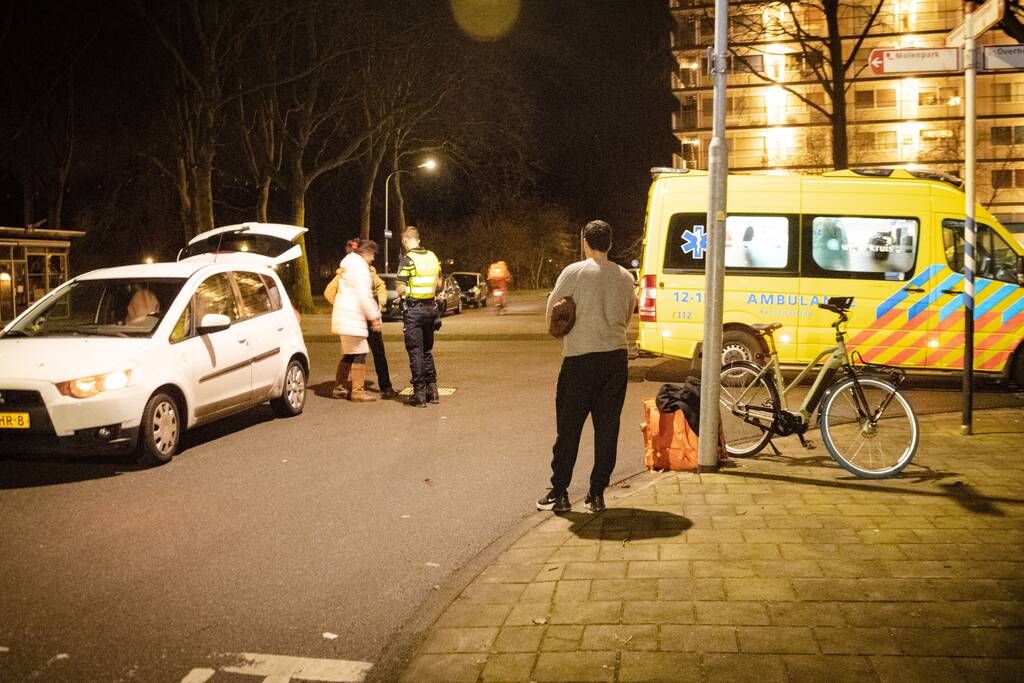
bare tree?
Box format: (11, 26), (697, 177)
(724, 0), (887, 170)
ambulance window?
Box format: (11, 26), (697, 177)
(807, 215), (918, 279)
(942, 220), (1019, 284)
(664, 212), (795, 274)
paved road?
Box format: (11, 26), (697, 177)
(1, 300), (1021, 682)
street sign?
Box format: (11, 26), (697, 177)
(983, 44), (1024, 70)
(868, 47), (961, 75)
(946, 0), (1005, 47)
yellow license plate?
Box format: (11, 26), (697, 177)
(0, 412), (30, 429)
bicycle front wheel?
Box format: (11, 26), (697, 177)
(719, 360), (779, 457)
(819, 376), (918, 478)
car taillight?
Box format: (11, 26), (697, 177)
(293, 307), (302, 324)
(639, 274), (657, 322)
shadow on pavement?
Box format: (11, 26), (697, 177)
(719, 467), (1022, 515)
(558, 508), (693, 541)
(0, 454), (141, 489)
(310, 380), (337, 399)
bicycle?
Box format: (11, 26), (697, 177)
(719, 296), (919, 479)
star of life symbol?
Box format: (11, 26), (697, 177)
(681, 225), (707, 259)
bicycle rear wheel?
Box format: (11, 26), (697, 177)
(819, 376), (918, 478)
(719, 360), (778, 457)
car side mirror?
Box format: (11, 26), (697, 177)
(197, 313), (231, 335)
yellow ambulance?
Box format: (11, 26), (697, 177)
(637, 168), (1024, 385)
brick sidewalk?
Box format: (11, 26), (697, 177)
(400, 408), (1024, 682)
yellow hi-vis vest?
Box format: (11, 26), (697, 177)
(402, 249), (441, 299)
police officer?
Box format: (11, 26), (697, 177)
(395, 226), (442, 407)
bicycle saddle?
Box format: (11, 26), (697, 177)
(819, 296), (853, 313)
(752, 322), (782, 334)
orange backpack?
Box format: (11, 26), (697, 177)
(641, 398), (726, 471)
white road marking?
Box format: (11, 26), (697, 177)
(221, 653), (373, 683)
(180, 668), (216, 683)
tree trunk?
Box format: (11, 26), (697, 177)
(825, 2), (848, 171)
(194, 151), (216, 237)
(288, 184), (315, 313)
(359, 149), (384, 240)
(257, 176), (271, 222)
(394, 173), (408, 230)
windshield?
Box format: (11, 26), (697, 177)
(453, 274), (477, 290)
(3, 278), (187, 338)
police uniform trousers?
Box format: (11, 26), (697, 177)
(402, 300), (438, 390)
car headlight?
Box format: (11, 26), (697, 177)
(56, 369), (132, 399)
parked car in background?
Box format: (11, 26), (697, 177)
(379, 274), (402, 321)
(453, 272), (488, 308)
(436, 275), (462, 316)
(0, 223), (310, 466)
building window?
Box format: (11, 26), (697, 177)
(920, 129), (954, 147)
(855, 88), (896, 109)
(994, 82), (1024, 103)
(992, 169), (1024, 189)
(855, 130), (898, 152)
(733, 54), (765, 74)
(992, 126), (1024, 146)
(918, 86), (959, 106)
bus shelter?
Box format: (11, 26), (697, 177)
(0, 226), (85, 322)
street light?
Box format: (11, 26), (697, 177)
(384, 158), (437, 273)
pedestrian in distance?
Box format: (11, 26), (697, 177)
(537, 220), (637, 513)
(330, 239), (383, 402)
(395, 226), (442, 407)
(487, 260), (512, 314)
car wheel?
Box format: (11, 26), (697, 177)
(480, 296), (487, 307)
(455, 300), (462, 314)
(721, 329), (764, 366)
(271, 359), (307, 417)
(137, 392), (181, 466)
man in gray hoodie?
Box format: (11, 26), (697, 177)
(538, 220), (637, 513)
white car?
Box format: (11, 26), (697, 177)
(0, 223), (310, 466)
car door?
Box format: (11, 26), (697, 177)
(230, 269), (281, 401)
(182, 272), (252, 422)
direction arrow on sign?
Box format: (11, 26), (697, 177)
(946, 0), (1006, 47)
(983, 44), (1024, 70)
(868, 47), (962, 75)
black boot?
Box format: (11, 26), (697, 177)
(407, 387), (428, 407)
(426, 383), (439, 404)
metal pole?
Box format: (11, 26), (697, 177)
(384, 171), (392, 274)
(698, 0), (729, 470)
(962, 2), (976, 436)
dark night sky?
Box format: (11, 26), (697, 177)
(0, 1), (677, 270)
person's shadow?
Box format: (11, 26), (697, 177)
(559, 508), (692, 541)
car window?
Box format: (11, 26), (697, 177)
(664, 212), (796, 274)
(260, 273), (283, 311)
(169, 303), (193, 343)
(943, 219), (1020, 284)
(194, 273), (238, 322)
(233, 270), (272, 318)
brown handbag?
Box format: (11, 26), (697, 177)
(548, 296), (576, 338)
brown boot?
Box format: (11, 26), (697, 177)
(348, 363), (377, 402)
(332, 359), (352, 399)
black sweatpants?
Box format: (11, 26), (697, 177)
(549, 349), (628, 496)
(367, 322), (392, 391)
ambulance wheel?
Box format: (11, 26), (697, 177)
(722, 329), (763, 366)
(1012, 348), (1024, 389)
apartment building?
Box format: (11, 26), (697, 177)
(670, 0), (1024, 225)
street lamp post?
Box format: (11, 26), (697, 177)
(384, 158), (437, 273)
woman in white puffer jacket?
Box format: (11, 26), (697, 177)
(330, 239), (382, 401)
